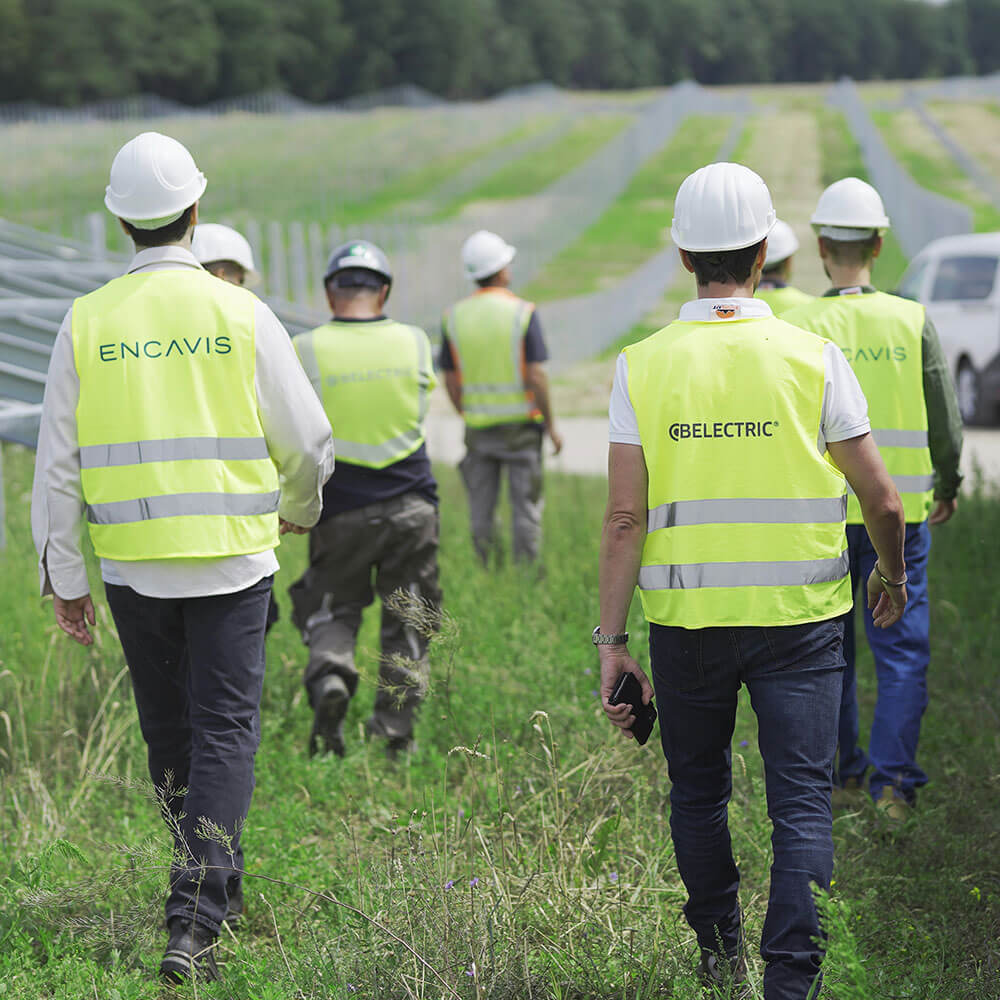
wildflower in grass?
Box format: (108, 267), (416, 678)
(739, 739), (749, 747)
(609, 872), (619, 882)
(444, 879), (454, 890)
(457, 808), (465, 819)
(470, 876), (479, 887)
(591, 689), (599, 697)
(584, 667), (592, 675)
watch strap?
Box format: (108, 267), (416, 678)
(592, 625), (629, 646)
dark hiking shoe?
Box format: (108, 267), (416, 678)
(699, 949), (748, 992)
(160, 918), (220, 983)
(310, 674), (349, 757)
(224, 880), (244, 926)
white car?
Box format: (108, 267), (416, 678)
(896, 232), (1000, 425)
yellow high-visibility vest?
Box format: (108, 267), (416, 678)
(443, 289), (542, 428)
(625, 315), (851, 629)
(294, 318), (435, 469)
(73, 269), (279, 561)
(783, 290), (933, 523)
(756, 285), (814, 315)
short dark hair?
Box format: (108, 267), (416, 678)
(821, 235), (879, 268)
(123, 205), (196, 248)
(687, 240), (765, 286)
(475, 270), (504, 288)
(327, 268), (386, 291)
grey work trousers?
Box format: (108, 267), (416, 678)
(288, 492), (441, 742)
(459, 423), (544, 564)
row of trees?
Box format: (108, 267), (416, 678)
(2, 0), (1000, 107)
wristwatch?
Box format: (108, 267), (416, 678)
(592, 625), (628, 646)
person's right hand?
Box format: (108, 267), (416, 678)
(279, 518), (309, 535)
(599, 645), (654, 740)
(866, 569), (907, 629)
(547, 425), (563, 456)
(54, 594), (96, 646)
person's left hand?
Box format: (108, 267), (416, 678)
(928, 498), (957, 525)
(279, 518), (310, 535)
(599, 645), (654, 739)
(54, 594), (96, 646)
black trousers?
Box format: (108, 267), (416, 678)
(106, 575), (272, 934)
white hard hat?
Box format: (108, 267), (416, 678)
(811, 177), (890, 241)
(105, 131), (207, 229)
(671, 162), (776, 253)
(462, 230), (516, 281)
(764, 220), (799, 266)
(191, 223), (261, 288)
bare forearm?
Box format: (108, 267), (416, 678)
(444, 371), (462, 413)
(526, 365), (555, 428)
(860, 492), (906, 579)
(599, 512), (645, 633)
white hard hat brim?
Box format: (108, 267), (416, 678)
(106, 174), (206, 229)
(814, 224), (884, 241)
(672, 218), (776, 254)
(468, 242), (516, 281)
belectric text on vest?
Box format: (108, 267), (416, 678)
(668, 420), (776, 441)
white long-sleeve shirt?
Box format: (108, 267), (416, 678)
(31, 245), (335, 600)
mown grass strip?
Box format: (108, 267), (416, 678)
(872, 109), (1000, 233)
(818, 108), (909, 290)
(436, 113), (631, 215)
(334, 115), (564, 224)
(523, 115), (731, 303)
(0, 441), (998, 999)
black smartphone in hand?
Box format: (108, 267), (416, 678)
(609, 671), (657, 746)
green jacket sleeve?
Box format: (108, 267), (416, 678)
(922, 314), (963, 500)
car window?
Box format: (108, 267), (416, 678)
(930, 255), (998, 302)
(897, 257), (930, 301)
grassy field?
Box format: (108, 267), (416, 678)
(523, 115), (730, 302)
(872, 109), (1000, 233)
(0, 103), (579, 235)
(436, 114), (631, 217)
(1, 444), (999, 999)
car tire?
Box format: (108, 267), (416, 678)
(956, 358), (987, 426)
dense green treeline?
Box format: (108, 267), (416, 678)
(1, 0), (998, 106)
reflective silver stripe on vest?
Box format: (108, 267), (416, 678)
(871, 429), (929, 448)
(87, 490), (280, 525)
(848, 473), (934, 497)
(647, 496), (847, 532)
(638, 550), (850, 591)
(464, 382), (525, 394)
(333, 429), (423, 464)
(80, 436), (268, 469)
(464, 402), (538, 417)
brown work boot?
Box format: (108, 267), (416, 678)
(832, 776), (866, 810)
(875, 785), (911, 822)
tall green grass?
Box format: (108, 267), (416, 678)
(1, 442), (998, 998)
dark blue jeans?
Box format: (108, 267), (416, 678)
(650, 618), (844, 1000)
(837, 521), (931, 803)
(106, 576), (272, 935)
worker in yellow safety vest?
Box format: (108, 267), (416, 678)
(30, 132), (334, 984)
(597, 162), (906, 998)
(441, 229), (562, 565)
(289, 240), (442, 759)
(755, 219), (813, 313)
(782, 177), (963, 820)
